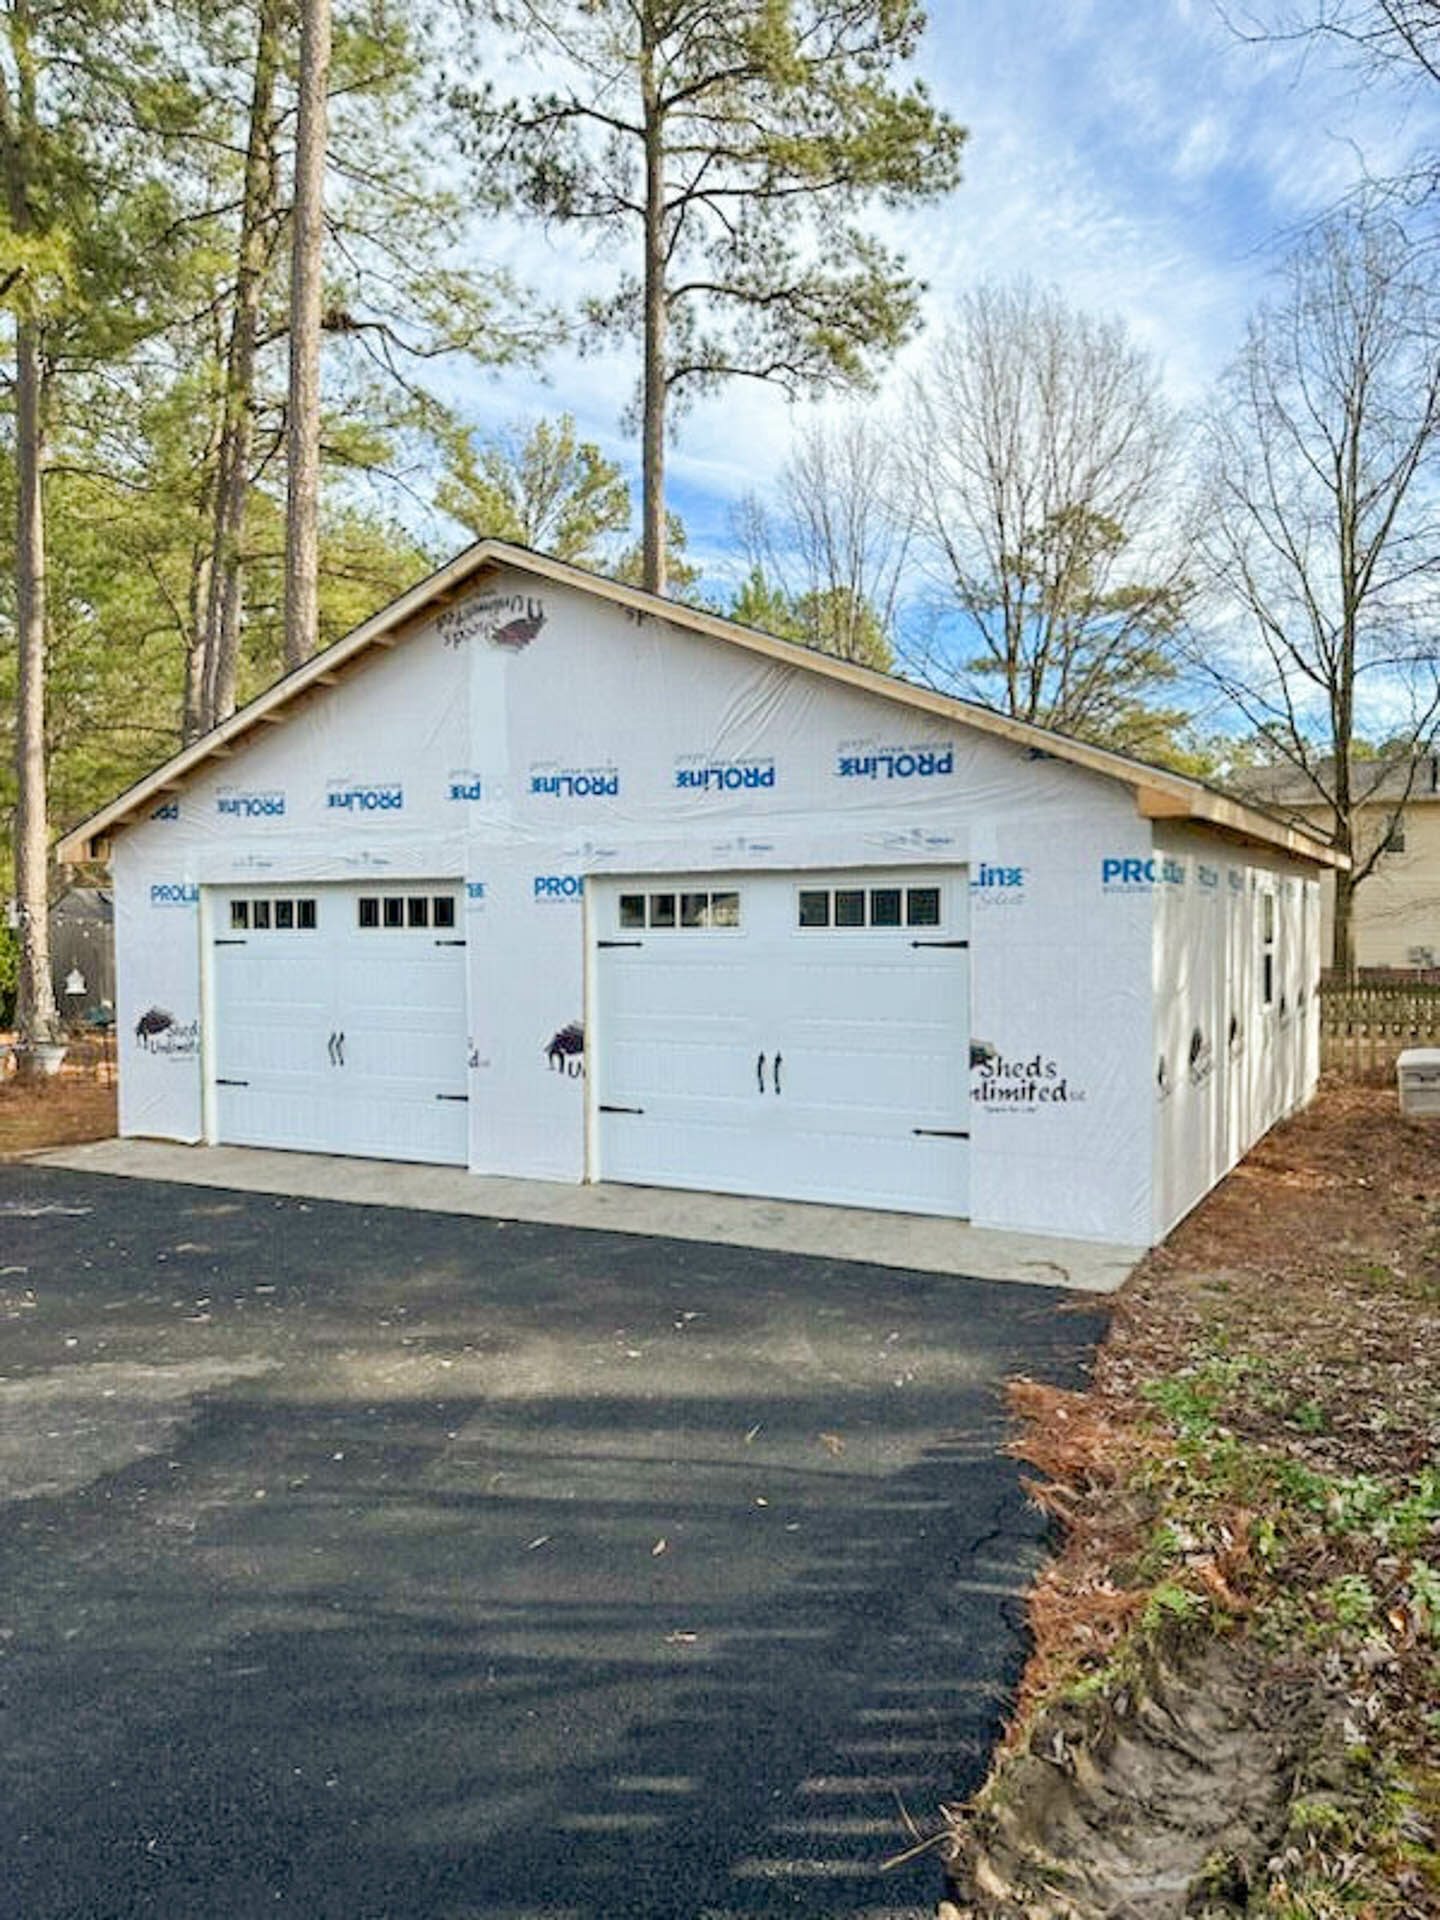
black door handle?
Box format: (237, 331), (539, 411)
(773, 1051), (782, 1095)
(327, 1031), (337, 1065)
(335, 1031), (345, 1067)
(756, 1051), (766, 1093)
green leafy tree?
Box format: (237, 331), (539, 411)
(730, 565), (893, 670)
(456, 0), (964, 594)
(612, 509), (703, 599)
(438, 415), (632, 565)
(0, 0), (208, 1062)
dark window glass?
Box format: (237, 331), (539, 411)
(230, 901), (249, 931)
(383, 897), (404, 928)
(835, 888), (866, 928)
(274, 899), (295, 929)
(681, 891), (709, 929)
(1263, 953), (1274, 1007)
(358, 897), (379, 929)
(297, 898), (317, 930)
(869, 887), (902, 927)
(619, 893), (645, 929)
(252, 899), (271, 929)
(649, 892), (676, 929)
(906, 886), (941, 927)
(407, 896), (430, 928)
(798, 890), (830, 928)
(710, 891), (740, 928)
(432, 896), (455, 929)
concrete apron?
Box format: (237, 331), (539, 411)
(33, 1138), (1142, 1294)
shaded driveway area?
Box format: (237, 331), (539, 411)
(0, 1166), (1107, 1919)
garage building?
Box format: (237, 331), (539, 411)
(59, 541), (1341, 1247)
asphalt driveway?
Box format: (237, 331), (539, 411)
(0, 1164), (1106, 1919)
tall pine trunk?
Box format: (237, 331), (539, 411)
(202, 0), (281, 730)
(4, 0), (59, 1068)
(639, 35), (666, 596)
(284, 0), (330, 672)
(12, 316), (58, 1065)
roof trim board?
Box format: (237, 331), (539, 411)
(56, 539), (1347, 870)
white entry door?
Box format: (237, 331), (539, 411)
(591, 870), (970, 1216)
(210, 882), (468, 1165)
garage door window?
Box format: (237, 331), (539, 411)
(618, 889), (741, 931)
(798, 884), (942, 930)
(230, 897), (317, 931)
(358, 893), (459, 930)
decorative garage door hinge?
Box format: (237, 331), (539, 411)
(599, 1103), (645, 1114)
(597, 939), (643, 949)
(215, 1077), (250, 1087)
(434, 938), (466, 947)
(435, 1093), (469, 1102)
(912, 1127), (969, 1138)
(910, 939), (969, 949)
(214, 937), (248, 946)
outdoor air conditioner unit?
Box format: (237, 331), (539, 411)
(1406, 946), (1436, 968)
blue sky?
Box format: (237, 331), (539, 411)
(431, 1), (1436, 592)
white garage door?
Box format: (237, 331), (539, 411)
(211, 882), (468, 1165)
(591, 870), (969, 1216)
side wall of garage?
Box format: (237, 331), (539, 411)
(1149, 823), (1321, 1242)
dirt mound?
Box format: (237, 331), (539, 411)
(943, 1635), (1324, 1919)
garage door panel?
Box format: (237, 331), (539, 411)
(593, 870), (969, 1217)
(212, 883), (467, 1167)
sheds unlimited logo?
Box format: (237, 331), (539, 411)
(971, 1046), (1085, 1109)
(438, 592), (546, 652)
(545, 1021), (585, 1078)
(134, 1007), (199, 1057)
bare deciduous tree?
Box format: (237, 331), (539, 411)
(902, 281), (1191, 757)
(736, 409), (910, 669)
(1192, 210), (1440, 971)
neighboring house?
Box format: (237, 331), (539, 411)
(59, 541), (1340, 1249)
(1231, 756), (1440, 972)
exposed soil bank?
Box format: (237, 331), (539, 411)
(940, 1083), (1440, 1919)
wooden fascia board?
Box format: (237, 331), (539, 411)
(1136, 783), (1347, 870)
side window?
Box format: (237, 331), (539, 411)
(1260, 891), (1276, 1009)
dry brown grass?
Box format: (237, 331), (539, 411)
(0, 1040), (117, 1156)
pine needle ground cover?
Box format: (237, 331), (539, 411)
(944, 1084), (1440, 1918)
(0, 1050), (116, 1156)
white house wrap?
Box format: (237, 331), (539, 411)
(61, 542), (1340, 1248)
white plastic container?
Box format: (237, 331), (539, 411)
(1397, 1048), (1440, 1117)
